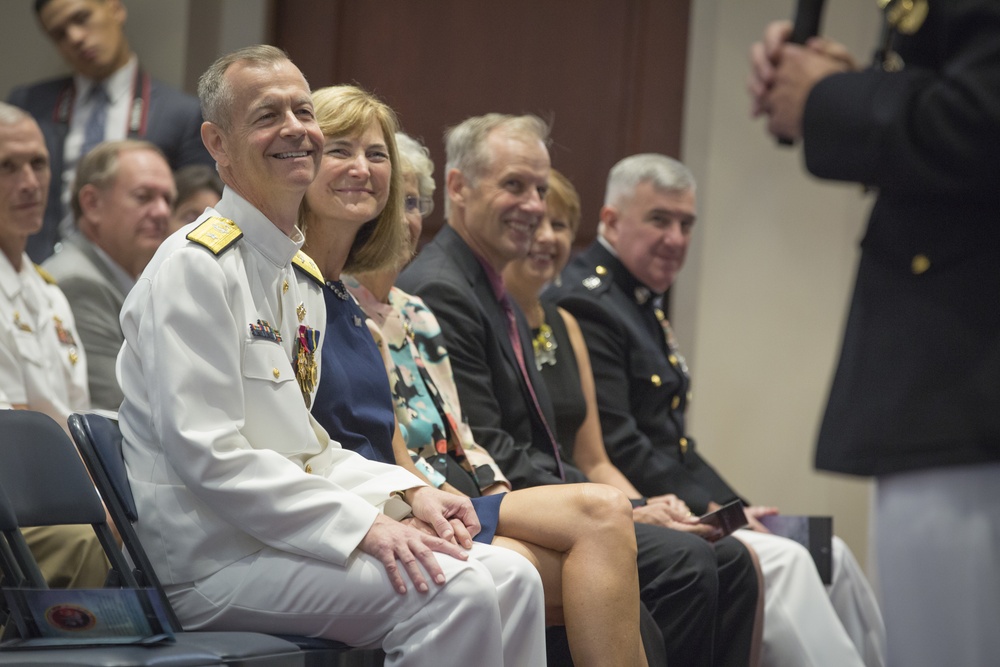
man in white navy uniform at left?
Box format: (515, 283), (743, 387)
(7, 0), (211, 262)
(0, 101), (108, 589)
(116, 44), (545, 665)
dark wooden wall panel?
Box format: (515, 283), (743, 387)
(272, 0), (690, 247)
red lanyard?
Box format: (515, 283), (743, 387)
(51, 66), (150, 137)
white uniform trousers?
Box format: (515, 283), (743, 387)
(166, 541), (546, 667)
(736, 530), (878, 667)
(875, 461), (1000, 667)
(827, 535), (886, 667)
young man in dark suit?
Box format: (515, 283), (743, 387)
(7, 0), (211, 262)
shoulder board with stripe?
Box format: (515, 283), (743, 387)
(186, 216), (242, 255)
(292, 251), (324, 286)
(34, 264), (57, 285)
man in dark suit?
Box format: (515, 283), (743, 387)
(43, 139), (175, 410)
(7, 0), (211, 262)
(550, 154), (885, 667)
(750, 3), (1000, 665)
(398, 113), (759, 667)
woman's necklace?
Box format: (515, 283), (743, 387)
(532, 304), (558, 371)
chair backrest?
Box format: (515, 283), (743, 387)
(0, 417), (320, 662)
(0, 411), (107, 528)
(72, 412), (140, 521)
(0, 411), (134, 587)
(68, 412), (184, 632)
(0, 411), (184, 648)
(0, 483), (46, 589)
(67, 413), (367, 662)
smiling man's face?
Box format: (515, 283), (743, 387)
(451, 128), (550, 272)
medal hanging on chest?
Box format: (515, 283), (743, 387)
(53, 316), (80, 366)
(294, 325), (319, 407)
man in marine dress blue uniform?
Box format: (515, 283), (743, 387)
(549, 153), (885, 667)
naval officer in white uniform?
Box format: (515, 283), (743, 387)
(116, 45), (545, 666)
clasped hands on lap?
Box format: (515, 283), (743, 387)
(359, 485), (480, 594)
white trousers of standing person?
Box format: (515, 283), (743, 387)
(875, 461), (1000, 667)
(736, 529), (878, 667)
(166, 541), (547, 667)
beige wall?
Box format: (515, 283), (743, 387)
(678, 0), (882, 575)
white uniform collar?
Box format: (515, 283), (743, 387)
(213, 186), (304, 268)
(0, 252), (31, 301)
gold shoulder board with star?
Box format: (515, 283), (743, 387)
(34, 264), (57, 285)
(292, 250), (325, 287)
(186, 216), (243, 255)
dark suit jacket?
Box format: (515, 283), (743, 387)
(41, 235), (126, 411)
(400, 228), (759, 667)
(803, 0), (1000, 475)
(8, 72), (212, 262)
(550, 242), (743, 515)
(397, 224), (585, 489)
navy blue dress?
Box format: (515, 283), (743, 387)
(312, 280), (501, 542)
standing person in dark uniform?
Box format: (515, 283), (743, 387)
(749, 3), (1000, 665)
(7, 0), (211, 262)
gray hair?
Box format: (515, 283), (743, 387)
(0, 102), (30, 126)
(604, 153), (696, 209)
(443, 113), (550, 217)
(395, 132), (435, 199)
(71, 139), (165, 221)
(197, 45), (291, 131)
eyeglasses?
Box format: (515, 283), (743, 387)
(404, 195), (434, 217)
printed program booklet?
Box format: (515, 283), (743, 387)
(759, 515), (834, 584)
(1, 588), (173, 648)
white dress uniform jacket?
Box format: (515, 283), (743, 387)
(118, 187), (421, 586)
(0, 253), (89, 421)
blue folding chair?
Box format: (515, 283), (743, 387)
(68, 412), (383, 667)
(0, 409), (306, 666)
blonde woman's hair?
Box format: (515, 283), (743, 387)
(301, 85), (407, 275)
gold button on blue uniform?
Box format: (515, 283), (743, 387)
(911, 254), (930, 275)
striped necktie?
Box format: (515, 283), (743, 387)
(80, 84), (109, 160)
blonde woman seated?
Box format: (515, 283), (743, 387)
(299, 84), (647, 667)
